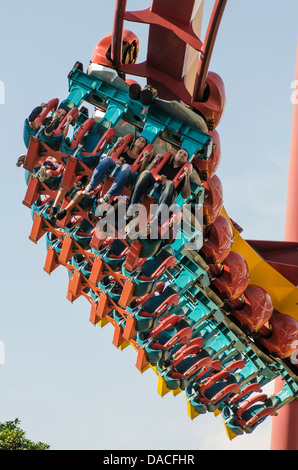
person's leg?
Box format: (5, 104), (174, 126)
(48, 187), (68, 218)
(108, 164), (132, 197)
(43, 118), (60, 136)
(90, 157), (116, 188)
(28, 106), (43, 129)
(16, 154), (26, 167)
(38, 158), (62, 182)
(125, 170), (156, 219)
(151, 180), (176, 223)
(129, 170), (156, 206)
(56, 190), (85, 220)
(38, 166), (52, 182)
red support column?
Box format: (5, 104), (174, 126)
(270, 41), (298, 451)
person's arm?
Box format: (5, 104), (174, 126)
(146, 153), (163, 172)
(28, 103), (47, 129)
(180, 166), (192, 199)
(62, 115), (73, 138)
(138, 150), (151, 173)
(107, 137), (128, 156)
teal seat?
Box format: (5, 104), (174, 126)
(137, 314), (192, 365)
(103, 239), (128, 270)
(23, 119), (38, 148)
(72, 219), (95, 249)
(45, 232), (62, 255)
(130, 284), (180, 333)
(122, 246), (176, 297)
(71, 254), (92, 278)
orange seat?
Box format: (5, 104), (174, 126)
(202, 174), (223, 226)
(201, 215), (233, 264)
(259, 310), (298, 358)
(211, 252), (250, 301)
(231, 285), (274, 331)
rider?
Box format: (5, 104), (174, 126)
(126, 148), (192, 226)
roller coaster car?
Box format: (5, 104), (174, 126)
(91, 30), (139, 68)
(123, 284), (180, 337)
(35, 98), (60, 127)
(200, 214), (233, 265)
(192, 130), (221, 181)
(72, 219), (95, 250)
(100, 239), (129, 271)
(231, 285), (274, 332)
(121, 246), (177, 298)
(211, 251), (250, 301)
(140, 152), (193, 226)
(100, 133), (154, 196)
(192, 72), (226, 131)
(158, 339), (214, 391)
(24, 99), (79, 155)
(138, 314), (194, 365)
(52, 107), (80, 136)
(191, 360), (246, 412)
(259, 310), (298, 359)
(224, 393), (277, 435)
(23, 170), (63, 209)
(149, 152), (193, 189)
(202, 174), (224, 226)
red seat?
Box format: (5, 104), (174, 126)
(231, 285), (274, 331)
(108, 133), (134, 163)
(172, 162), (193, 189)
(234, 394), (277, 430)
(211, 252), (250, 301)
(259, 310), (298, 358)
(69, 118), (95, 149)
(192, 129), (221, 181)
(150, 152), (172, 180)
(35, 98), (59, 126)
(53, 108), (80, 136)
(192, 72), (226, 131)
(202, 174), (223, 226)
(201, 215), (233, 264)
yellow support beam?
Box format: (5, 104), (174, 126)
(221, 208), (298, 321)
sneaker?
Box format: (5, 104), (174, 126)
(44, 117), (60, 135)
(16, 154), (26, 167)
(56, 209), (67, 220)
(99, 193), (111, 204)
(125, 206), (137, 220)
(48, 206), (57, 219)
(38, 165), (47, 182)
(28, 106), (43, 123)
(82, 184), (94, 196)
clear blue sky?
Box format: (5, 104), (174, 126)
(0, 0), (297, 450)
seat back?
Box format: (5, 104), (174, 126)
(108, 133), (134, 162)
(172, 162), (193, 189)
(130, 144), (154, 174)
(150, 152), (172, 180)
(35, 98), (59, 126)
(53, 108), (80, 136)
